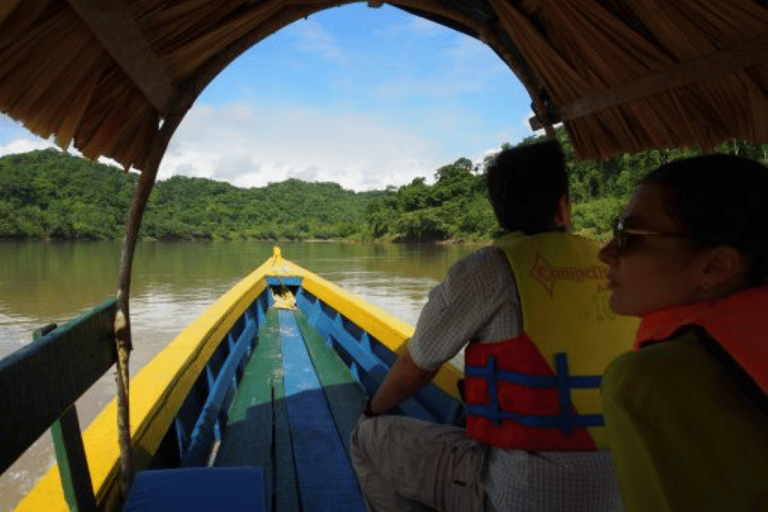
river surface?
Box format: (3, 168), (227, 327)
(0, 240), (476, 511)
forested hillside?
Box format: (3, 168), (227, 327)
(559, 130), (767, 238)
(0, 149), (376, 241)
(363, 129), (768, 241)
(2, 134), (766, 242)
(0, 149), (136, 240)
(364, 157), (494, 241)
(142, 175), (374, 240)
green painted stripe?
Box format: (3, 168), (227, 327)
(215, 308), (300, 512)
(293, 309), (366, 455)
(51, 406), (96, 512)
(271, 319), (301, 512)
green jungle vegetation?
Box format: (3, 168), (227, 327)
(1, 130), (766, 242)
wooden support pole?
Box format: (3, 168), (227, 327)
(113, 86), (194, 499)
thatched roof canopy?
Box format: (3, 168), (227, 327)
(2, 0), (768, 172)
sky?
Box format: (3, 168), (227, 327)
(0, 3), (539, 192)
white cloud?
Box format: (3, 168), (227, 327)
(159, 101), (444, 191)
(0, 138), (55, 157)
(0, 102), (531, 193)
(290, 19), (348, 65)
(0, 136), (128, 174)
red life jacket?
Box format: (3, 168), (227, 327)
(464, 334), (602, 451)
(635, 286), (768, 394)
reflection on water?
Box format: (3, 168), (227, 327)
(0, 240), (475, 511)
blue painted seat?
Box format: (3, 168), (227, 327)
(122, 466), (265, 512)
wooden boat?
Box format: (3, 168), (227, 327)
(2, 1), (768, 511)
(2, 247), (463, 511)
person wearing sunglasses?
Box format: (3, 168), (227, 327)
(598, 154), (768, 511)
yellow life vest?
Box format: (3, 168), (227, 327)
(603, 328), (768, 512)
(463, 231), (639, 450)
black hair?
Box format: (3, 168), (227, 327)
(642, 154), (768, 285)
(485, 140), (569, 235)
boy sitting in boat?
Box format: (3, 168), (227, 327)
(351, 140), (638, 512)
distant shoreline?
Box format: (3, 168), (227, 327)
(0, 236), (492, 245)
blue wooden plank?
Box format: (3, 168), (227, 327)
(266, 276), (303, 287)
(182, 306), (260, 465)
(214, 308), (301, 512)
(296, 290), (388, 388)
(299, 291), (435, 421)
(278, 310), (366, 512)
(293, 310), (366, 455)
(295, 288), (453, 424)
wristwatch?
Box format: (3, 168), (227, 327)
(362, 397), (381, 418)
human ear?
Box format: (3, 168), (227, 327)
(555, 193), (571, 229)
(698, 246), (750, 298)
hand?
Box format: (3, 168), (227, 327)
(361, 397), (381, 419)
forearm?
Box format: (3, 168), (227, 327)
(369, 346), (438, 415)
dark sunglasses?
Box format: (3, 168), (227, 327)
(612, 218), (690, 254)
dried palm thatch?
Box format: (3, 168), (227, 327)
(1, 0), (767, 170)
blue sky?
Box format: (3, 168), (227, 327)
(0, 3), (538, 191)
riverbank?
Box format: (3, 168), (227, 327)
(0, 234), (495, 244)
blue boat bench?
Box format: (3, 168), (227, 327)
(123, 466), (266, 512)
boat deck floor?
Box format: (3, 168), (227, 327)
(214, 307), (368, 512)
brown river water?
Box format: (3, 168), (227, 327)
(0, 240), (475, 511)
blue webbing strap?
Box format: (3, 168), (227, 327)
(464, 353), (603, 433)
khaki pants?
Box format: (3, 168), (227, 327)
(350, 415), (491, 512)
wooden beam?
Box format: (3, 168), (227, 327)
(52, 406), (97, 512)
(530, 32), (768, 129)
(66, 0), (174, 113)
